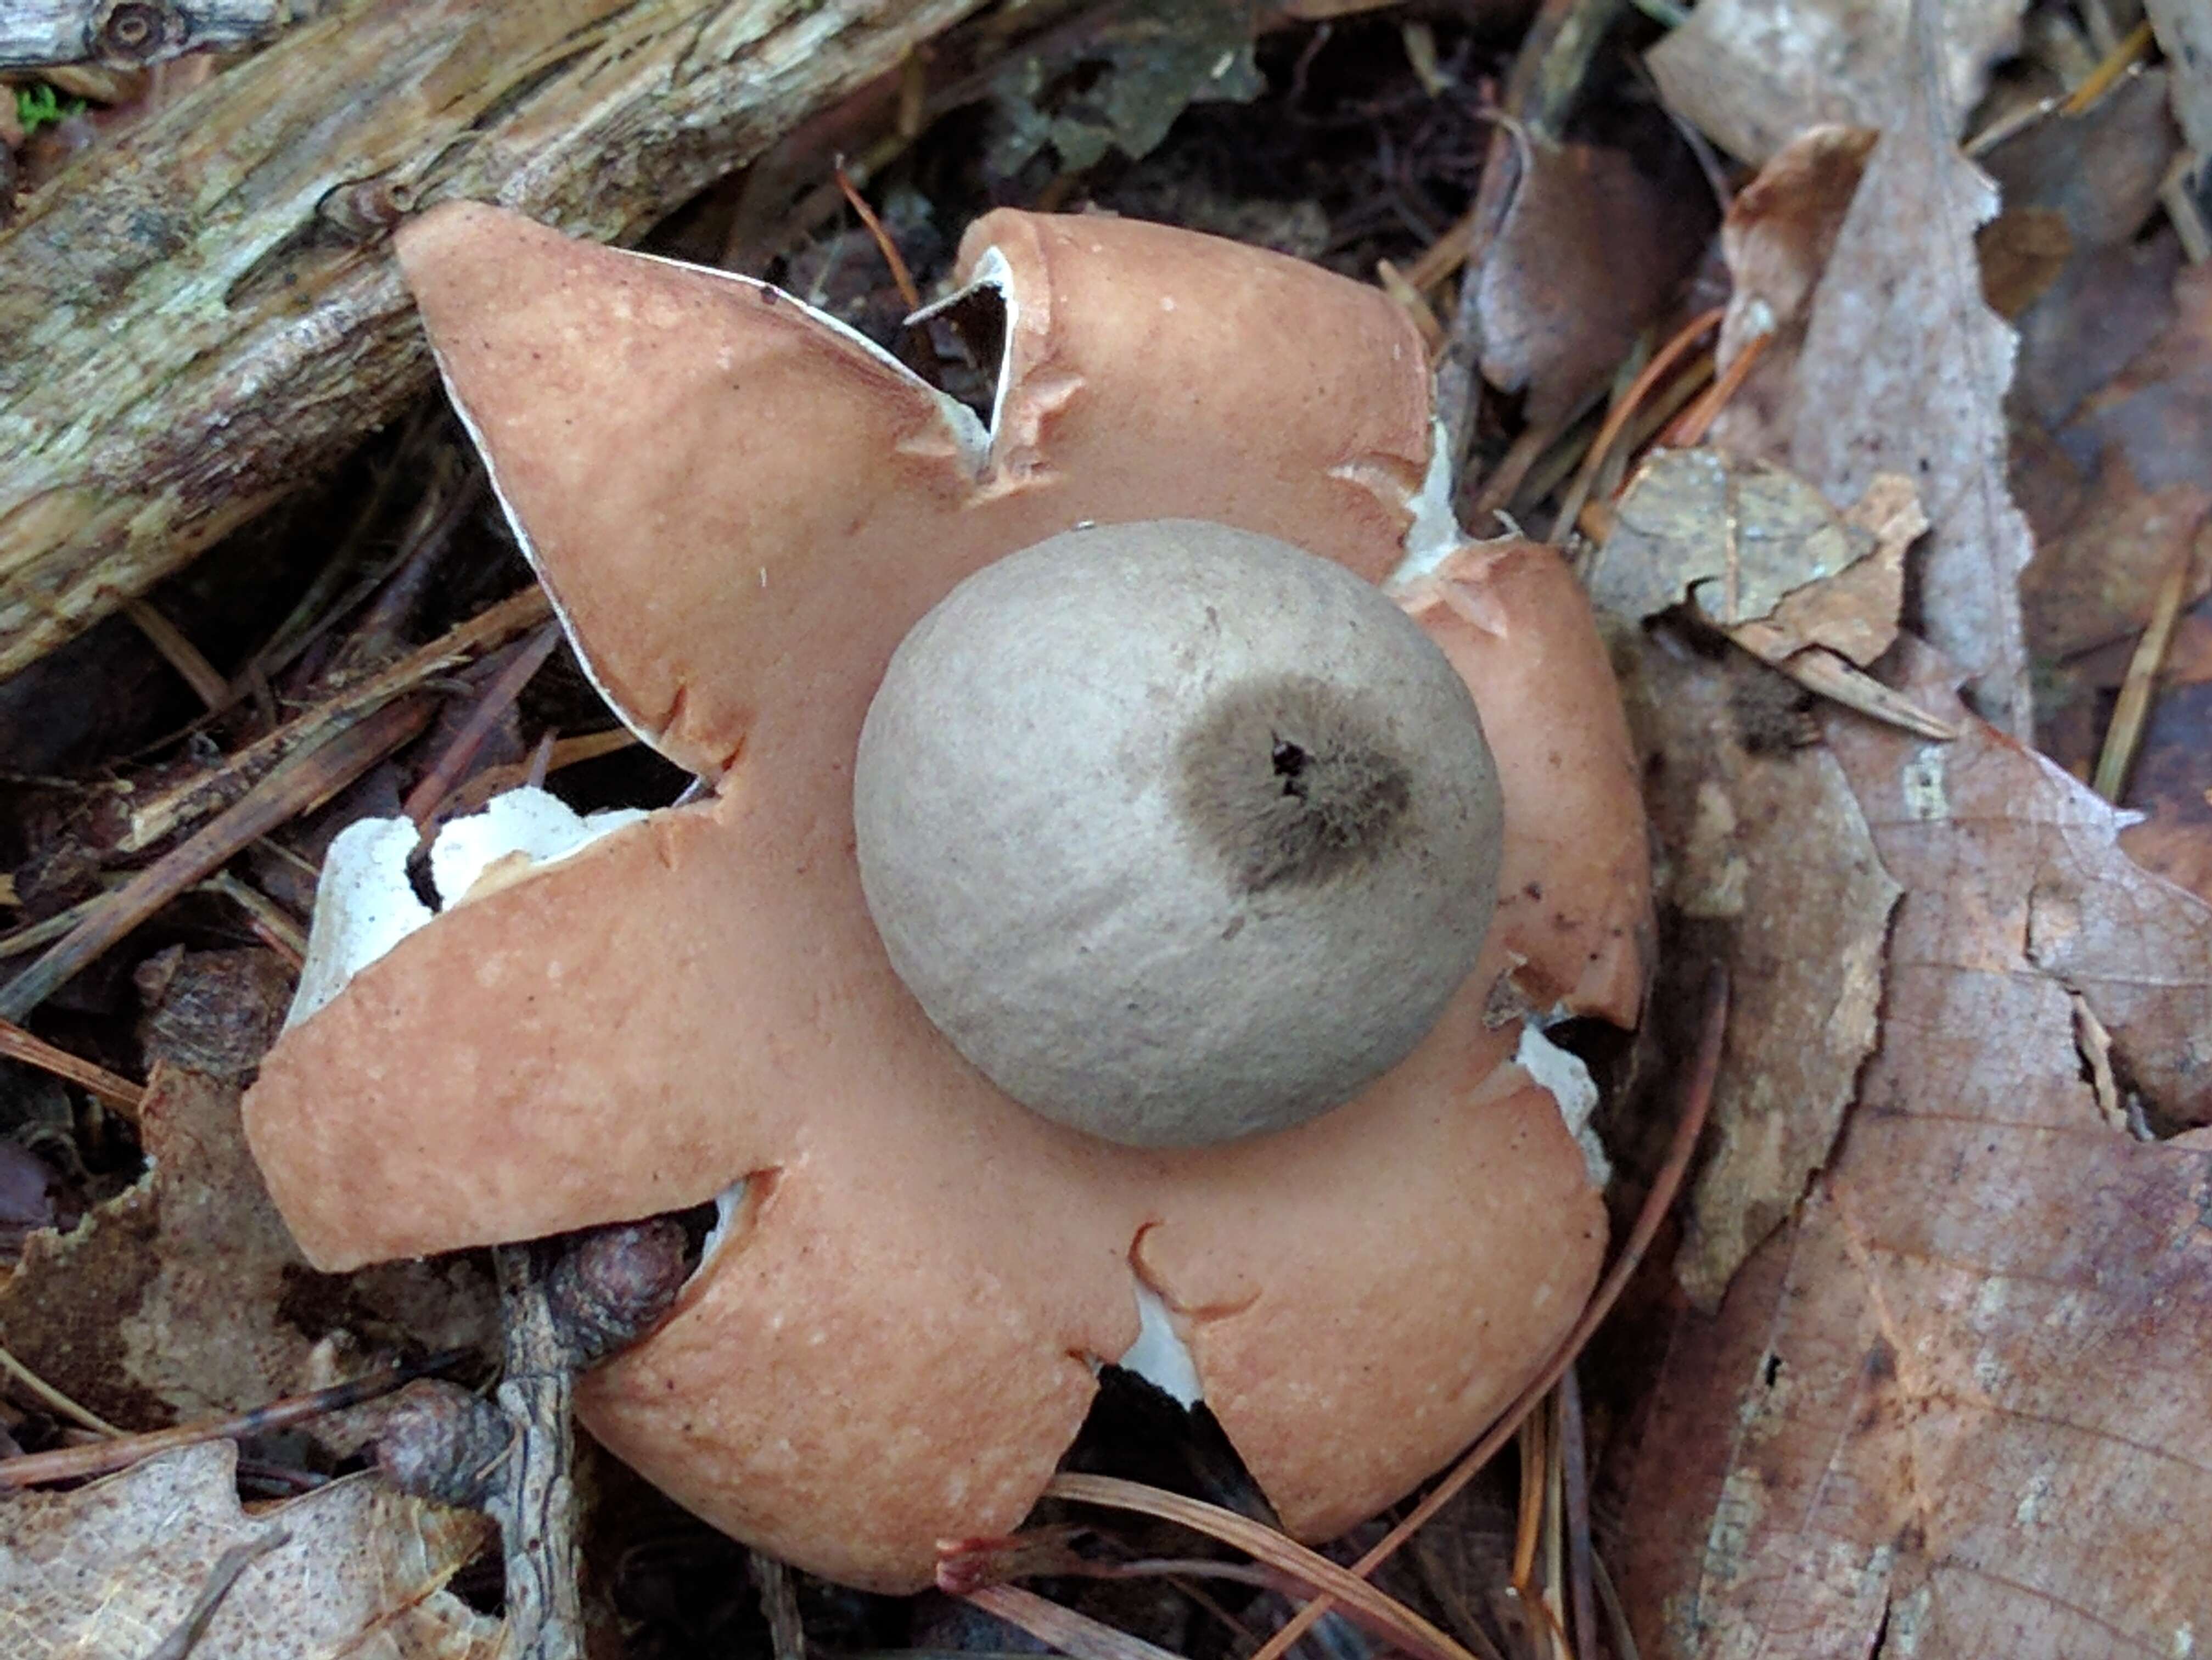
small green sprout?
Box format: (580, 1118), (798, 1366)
(14, 83), (86, 137)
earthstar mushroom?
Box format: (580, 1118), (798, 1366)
(856, 517), (1507, 1146)
(241, 203), (1651, 1592)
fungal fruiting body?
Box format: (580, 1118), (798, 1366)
(856, 519), (1504, 1146)
(240, 203), (1651, 1592)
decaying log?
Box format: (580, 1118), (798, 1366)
(0, 0), (285, 70)
(0, 0), (987, 680)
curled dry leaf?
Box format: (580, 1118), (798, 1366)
(2101, 680), (2212, 905)
(1786, 4), (2037, 737)
(1984, 69), (2180, 430)
(1585, 451), (1944, 736)
(1616, 642), (1900, 1311)
(1706, 124), (1878, 466)
(2023, 261), (2212, 663)
(1588, 450), (1893, 637)
(1469, 132), (1713, 428)
(1618, 641), (2212, 1660)
(0, 1440), (499, 1660)
(1646, 0), (2025, 166)
(0, 1052), (493, 1431)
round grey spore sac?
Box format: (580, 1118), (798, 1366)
(852, 519), (1504, 1147)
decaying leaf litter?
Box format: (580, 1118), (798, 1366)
(3, 1), (2210, 1658)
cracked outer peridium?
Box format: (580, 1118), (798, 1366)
(239, 204), (1652, 1592)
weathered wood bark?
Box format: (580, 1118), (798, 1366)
(0, 0), (986, 680)
(0, 1), (284, 69)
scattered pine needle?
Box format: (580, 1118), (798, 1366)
(1377, 257), (1447, 352)
(1044, 1473), (1483, 1660)
(1404, 204), (1481, 290)
(119, 584), (554, 857)
(2061, 18), (2154, 116)
(1559, 1369), (1599, 1660)
(0, 1339), (129, 1438)
(195, 872), (308, 968)
(959, 1584), (1191, 1660)
(1246, 967), (1729, 1660)
(837, 159), (922, 314)
(403, 620), (564, 826)
(1551, 306), (1723, 541)
(0, 693), (437, 1022)
(125, 598), (229, 713)
(0, 1014), (146, 1115)
(2093, 524), (2199, 800)
(0, 1349), (468, 1489)
(442, 727), (638, 819)
(1661, 328), (1772, 449)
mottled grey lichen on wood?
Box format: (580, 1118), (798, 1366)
(0, 0), (987, 680)
(0, 1), (285, 70)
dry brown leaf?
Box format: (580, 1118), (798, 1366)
(1987, 69), (2182, 431)
(2021, 452), (2212, 665)
(0, 1440), (501, 1659)
(2108, 680), (2212, 904)
(1618, 643), (1900, 1311)
(1589, 449), (1876, 626)
(1588, 450), (1917, 654)
(0, 1040), (493, 1431)
(1707, 124), (1878, 464)
(1646, 0), (2024, 166)
(1470, 133), (1711, 427)
(1787, 5), (2037, 737)
(1985, 70), (2177, 255)
(2019, 258), (2212, 778)
(1617, 641), (2212, 1659)
(1586, 453), (1940, 733)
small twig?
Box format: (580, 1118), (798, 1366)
(492, 1242), (586, 1660)
(142, 1529), (292, 1660)
(0, 892), (109, 961)
(835, 159), (920, 313)
(0, 692), (438, 1020)
(1467, 416), (1573, 529)
(119, 585), (553, 857)
(752, 1552), (808, 1660)
(0, 1338), (129, 1437)
(2093, 522), (2200, 800)
(1558, 1370), (1597, 1660)
(0, 1350), (465, 1488)
(327, 470), (490, 683)
(194, 871), (308, 968)
(402, 621), (564, 826)
(1246, 968), (1729, 1660)
(243, 405), (441, 688)
(443, 728), (636, 819)
(1590, 1552), (1641, 1660)
(0, 1013), (146, 1115)
(1542, 1398), (1569, 1660)
(125, 599), (229, 713)
(2159, 150), (2211, 265)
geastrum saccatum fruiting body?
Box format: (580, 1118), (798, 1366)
(242, 204), (1651, 1592)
